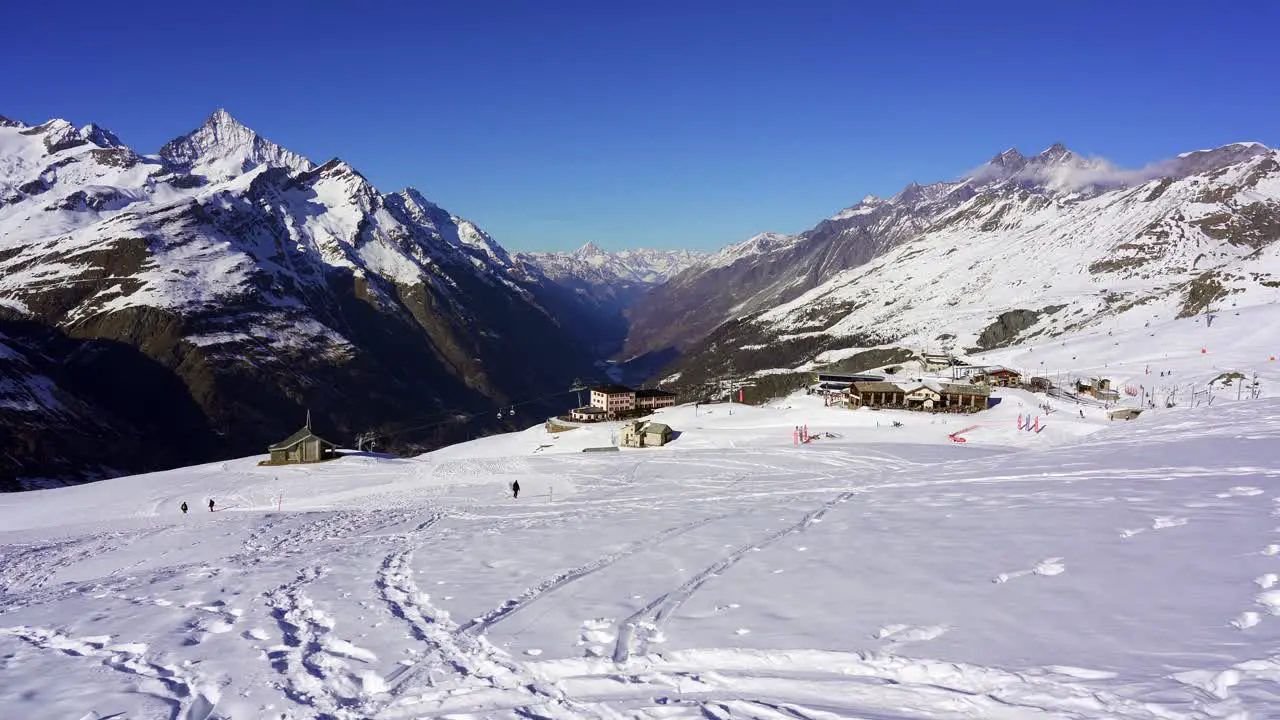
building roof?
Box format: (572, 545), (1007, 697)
(852, 381), (905, 393)
(904, 385), (942, 396)
(590, 384), (634, 395)
(988, 368), (1021, 376)
(635, 388), (675, 398)
(817, 372), (885, 383)
(268, 426), (336, 452)
(939, 383), (990, 396)
(573, 406), (606, 414)
(645, 422), (672, 434)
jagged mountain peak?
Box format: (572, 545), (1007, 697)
(395, 187), (440, 210)
(574, 241), (606, 257)
(893, 181), (926, 203)
(0, 113), (26, 129)
(159, 108), (314, 181)
(79, 123), (122, 148)
(1037, 142), (1072, 162)
(21, 118), (125, 154)
(966, 141), (1116, 194)
(296, 158), (379, 211)
(309, 157), (365, 179)
(990, 147), (1027, 169)
(206, 107), (240, 128)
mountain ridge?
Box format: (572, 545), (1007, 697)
(622, 140), (1280, 384)
(0, 108), (605, 489)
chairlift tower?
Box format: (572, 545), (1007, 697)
(570, 378), (588, 408)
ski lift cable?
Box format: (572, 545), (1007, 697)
(374, 386), (578, 441)
(366, 385), (574, 437)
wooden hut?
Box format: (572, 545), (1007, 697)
(267, 414), (338, 464)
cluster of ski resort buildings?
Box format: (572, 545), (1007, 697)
(815, 373), (994, 413)
(258, 354), (1142, 466)
(813, 354), (1130, 414)
(568, 384), (678, 422)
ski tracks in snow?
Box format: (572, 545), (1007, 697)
(524, 648), (1191, 720)
(374, 513), (589, 719)
(252, 510), (459, 719)
(614, 489), (861, 663)
(0, 528), (166, 599)
(459, 514), (730, 638)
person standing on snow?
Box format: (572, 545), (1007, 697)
(512, 480), (520, 499)
(181, 501), (188, 514)
(208, 498), (216, 512)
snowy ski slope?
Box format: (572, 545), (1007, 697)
(2, 318), (1279, 718)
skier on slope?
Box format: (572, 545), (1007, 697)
(208, 498), (216, 512)
(512, 480), (520, 500)
(181, 501), (188, 514)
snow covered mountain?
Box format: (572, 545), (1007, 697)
(628, 142), (1280, 383)
(519, 242), (704, 286)
(0, 110), (602, 488)
(157, 108), (314, 182)
(514, 243), (706, 357)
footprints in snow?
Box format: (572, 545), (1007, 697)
(0, 625), (221, 720)
(1120, 516), (1188, 538)
(875, 623), (949, 648)
(1228, 492), (1280, 632)
(578, 618), (617, 658)
(993, 558), (1065, 584)
(1242, 552), (1280, 629)
(263, 566), (386, 718)
(1217, 486), (1264, 498)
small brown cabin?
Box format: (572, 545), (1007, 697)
(267, 423), (338, 464)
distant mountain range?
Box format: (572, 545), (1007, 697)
(515, 243), (704, 357)
(519, 241), (702, 287)
(0, 110), (621, 488)
(622, 141), (1280, 384)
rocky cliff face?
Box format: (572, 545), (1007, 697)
(0, 110), (601, 488)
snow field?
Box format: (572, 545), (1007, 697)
(2, 321), (1280, 717)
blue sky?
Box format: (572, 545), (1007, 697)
(5, 1), (1279, 252)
